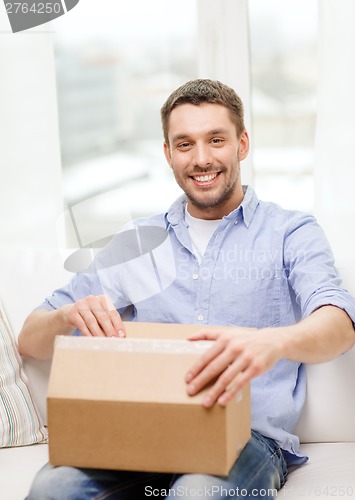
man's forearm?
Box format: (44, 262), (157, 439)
(18, 306), (74, 360)
(18, 295), (126, 360)
(271, 305), (355, 364)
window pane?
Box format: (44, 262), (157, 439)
(52, 1), (198, 245)
(249, 0), (318, 211)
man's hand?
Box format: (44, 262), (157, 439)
(184, 307), (355, 408)
(185, 328), (283, 408)
(62, 294), (126, 338)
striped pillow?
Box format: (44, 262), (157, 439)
(0, 303), (47, 447)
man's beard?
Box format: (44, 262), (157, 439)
(174, 163), (240, 214)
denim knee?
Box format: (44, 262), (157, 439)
(27, 463), (95, 500)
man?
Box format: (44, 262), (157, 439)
(19, 79), (355, 499)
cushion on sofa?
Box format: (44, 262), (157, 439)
(0, 442), (49, 500)
(0, 301), (47, 447)
(0, 246), (73, 425)
(281, 443), (355, 499)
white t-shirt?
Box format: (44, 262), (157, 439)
(185, 205), (222, 263)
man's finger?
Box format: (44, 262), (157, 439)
(187, 330), (222, 342)
(71, 312), (92, 337)
(200, 357), (248, 407)
(185, 338), (227, 384)
(217, 369), (254, 406)
(108, 309), (126, 337)
(98, 295), (126, 337)
(79, 309), (106, 337)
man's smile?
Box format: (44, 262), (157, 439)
(190, 172), (221, 186)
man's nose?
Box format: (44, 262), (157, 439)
(193, 143), (212, 168)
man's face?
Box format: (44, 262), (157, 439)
(164, 103), (249, 219)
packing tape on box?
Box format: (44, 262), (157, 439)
(55, 335), (214, 354)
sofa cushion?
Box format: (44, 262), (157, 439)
(0, 302), (47, 447)
(0, 246), (73, 424)
(0, 443), (48, 500)
(280, 442), (355, 499)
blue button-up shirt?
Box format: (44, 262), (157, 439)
(40, 186), (355, 465)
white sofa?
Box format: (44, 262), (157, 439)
(0, 246), (354, 500)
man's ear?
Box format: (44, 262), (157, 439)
(163, 142), (172, 168)
(238, 131), (250, 161)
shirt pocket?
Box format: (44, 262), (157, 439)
(219, 264), (281, 328)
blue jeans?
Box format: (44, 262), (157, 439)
(27, 431), (287, 499)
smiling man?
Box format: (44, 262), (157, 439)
(163, 101), (249, 219)
(20, 79), (355, 499)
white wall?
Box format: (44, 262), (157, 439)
(0, 11), (63, 247)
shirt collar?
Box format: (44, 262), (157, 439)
(165, 185), (259, 228)
(236, 185), (260, 228)
(165, 194), (187, 227)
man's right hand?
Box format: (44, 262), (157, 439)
(62, 294), (125, 338)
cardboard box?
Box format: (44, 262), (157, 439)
(47, 323), (251, 475)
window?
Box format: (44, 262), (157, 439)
(53, 0), (318, 248)
(249, 0), (318, 211)
(53, 0), (198, 246)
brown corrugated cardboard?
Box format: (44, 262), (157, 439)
(47, 323), (251, 475)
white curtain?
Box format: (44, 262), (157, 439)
(314, 0), (355, 264)
(0, 26), (63, 247)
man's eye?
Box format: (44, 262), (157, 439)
(178, 142), (191, 148)
(211, 138), (223, 144)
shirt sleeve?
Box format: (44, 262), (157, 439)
(283, 212), (355, 325)
(36, 233), (133, 314)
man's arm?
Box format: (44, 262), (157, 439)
(18, 294), (125, 360)
(185, 305), (355, 407)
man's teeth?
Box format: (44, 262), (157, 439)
(193, 173), (218, 182)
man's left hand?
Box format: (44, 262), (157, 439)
(185, 328), (283, 407)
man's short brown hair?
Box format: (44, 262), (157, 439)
(160, 79), (245, 145)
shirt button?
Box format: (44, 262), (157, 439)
(192, 274), (199, 280)
(197, 314), (204, 321)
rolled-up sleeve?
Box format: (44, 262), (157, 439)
(283, 213), (355, 325)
